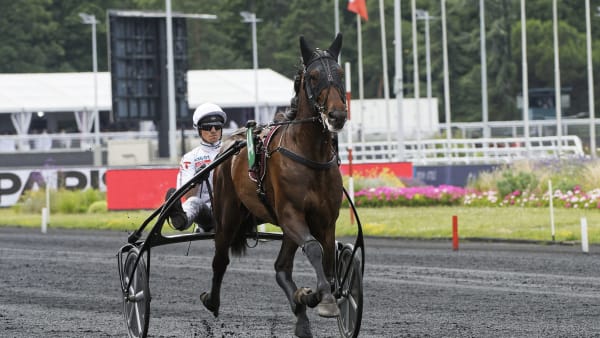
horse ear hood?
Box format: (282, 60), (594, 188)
(300, 34), (343, 65)
(299, 35), (313, 66)
(327, 33), (343, 60)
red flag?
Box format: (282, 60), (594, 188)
(347, 0), (368, 21)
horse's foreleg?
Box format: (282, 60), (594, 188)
(295, 238), (339, 318)
(275, 237), (312, 338)
(200, 234), (230, 317)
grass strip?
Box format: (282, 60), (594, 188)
(1, 207), (599, 243)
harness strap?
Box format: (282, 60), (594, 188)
(257, 185), (279, 225)
(273, 146), (337, 170)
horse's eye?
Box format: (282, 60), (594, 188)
(309, 70), (320, 87)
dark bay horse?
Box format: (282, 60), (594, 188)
(202, 33), (347, 337)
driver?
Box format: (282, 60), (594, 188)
(165, 102), (227, 233)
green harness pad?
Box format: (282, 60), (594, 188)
(246, 126), (256, 168)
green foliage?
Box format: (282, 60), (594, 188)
(495, 171), (538, 198)
(13, 189), (106, 214)
(87, 201), (108, 213)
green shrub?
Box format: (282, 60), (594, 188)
(496, 171), (538, 198)
(12, 189), (50, 213)
(87, 201), (108, 213)
(13, 188), (106, 214)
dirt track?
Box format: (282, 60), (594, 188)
(2, 227), (600, 337)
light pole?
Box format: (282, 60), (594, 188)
(441, 0), (452, 144)
(416, 9), (433, 143)
(586, 1), (596, 158)
(394, 0), (405, 160)
(79, 12), (100, 162)
(240, 11), (262, 124)
(411, 0), (421, 153)
(479, 0), (489, 139)
(520, 0), (531, 155)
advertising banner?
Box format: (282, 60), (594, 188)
(0, 168), (107, 207)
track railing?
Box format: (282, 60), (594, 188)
(338, 135), (585, 165)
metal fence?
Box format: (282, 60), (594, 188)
(338, 135), (584, 165)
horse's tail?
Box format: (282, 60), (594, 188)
(229, 212), (256, 256)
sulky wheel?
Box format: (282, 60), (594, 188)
(121, 247), (151, 338)
(336, 243), (363, 338)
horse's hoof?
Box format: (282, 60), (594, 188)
(317, 297), (339, 318)
(295, 326), (313, 338)
(200, 292), (219, 317)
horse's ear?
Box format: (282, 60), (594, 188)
(299, 35), (313, 66)
(327, 33), (343, 60)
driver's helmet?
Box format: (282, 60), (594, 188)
(192, 103), (227, 128)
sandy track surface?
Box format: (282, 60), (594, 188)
(1, 227), (600, 337)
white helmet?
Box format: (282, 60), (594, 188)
(192, 102), (227, 128)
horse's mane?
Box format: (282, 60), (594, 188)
(273, 64), (303, 122)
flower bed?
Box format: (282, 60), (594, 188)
(345, 185), (468, 207)
(347, 185), (600, 209)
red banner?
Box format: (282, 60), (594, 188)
(106, 168), (177, 210)
(339, 162), (412, 178)
(106, 162), (413, 210)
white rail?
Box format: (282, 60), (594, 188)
(338, 135), (585, 165)
(0, 131), (585, 166)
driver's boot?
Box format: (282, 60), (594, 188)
(164, 188), (189, 230)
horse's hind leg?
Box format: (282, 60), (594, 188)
(200, 230), (231, 317)
(275, 236), (312, 338)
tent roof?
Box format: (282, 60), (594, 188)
(0, 69), (294, 114)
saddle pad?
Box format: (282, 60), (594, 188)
(248, 125), (281, 183)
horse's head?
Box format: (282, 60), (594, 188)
(299, 33), (347, 132)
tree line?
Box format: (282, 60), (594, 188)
(1, 0), (600, 123)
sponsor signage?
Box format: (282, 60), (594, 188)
(0, 168), (107, 207)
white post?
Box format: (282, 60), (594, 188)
(45, 170), (51, 225)
(548, 180), (555, 241)
(581, 217), (589, 253)
(41, 207), (48, 234)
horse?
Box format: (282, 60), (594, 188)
(202, 33), (347, 338)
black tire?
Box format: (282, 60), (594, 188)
(336, 244), (363, 338)
(121, 247), (151, 338)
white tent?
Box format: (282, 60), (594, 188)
(0, 69), (293, 113)
(0, 69), (294, 133)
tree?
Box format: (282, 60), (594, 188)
(0, 0), (63, 72)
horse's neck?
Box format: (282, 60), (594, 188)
(286, 97), (333, 159)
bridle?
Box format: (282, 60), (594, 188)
(257, 49), (345, 171)
(302, 49), (346, 129)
